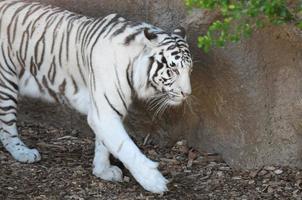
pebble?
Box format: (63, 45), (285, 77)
(296, 179), (302, 189)
(219, 166), (231, 171)
(267, 186), (274, 193)
(249, 170), (259, 178)
(258, 170), (268, 176)
(264, 166), (275, 171)
(217, 171), (224, 177)
(274, 169), (283, 175)
(7, 187), (14, 190)
(147, 149), (157, 156)
(176, 140), (187, 146)
(124, 176), (130, 183)
(232, 176), (242, 180)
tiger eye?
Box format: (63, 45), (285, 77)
(167, 69), (172, 76)
(173, 68), (180, 75)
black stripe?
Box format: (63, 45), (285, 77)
(161, 56), (167, 65)
(1, 129), (16, 137)
(114, 64), (126, 99)
(0, 63), (14, 76)
(0, 106), (16, 112)
(86, 14), (120, 46)
(71, 76), (79, 94)
(0, 91), (17, 104)
(160, 40), (175, 46)
(0, 1), (21, 18)
(34, 36), (45, 69)
(20, 29), (30, 63)
(48, 58), (57, 84)
(126, 62), (134, 93)
(1, 45), (16, 76)
(177, 43), (189, 49)
(42, 76), (59, 102)
(146, 57), (155, 89)
(65, 18), (73, 61)
(83, 18), (105, 47)
(103, 20), (121, 38)
(151, 61), (164, 84)
(58, 32), (65, 67)
(30, 10), (50, 37)
(167, 44), (177, 51)
(7, 3), (29, 45)
(51, 16), (64, 53)
(104, 94), (123, 117)
(0, 119), (16, 126)
(154, 61), (164, 75)
(0, 70), (18, 91)
(22, 4), (43, 25)
(111, 22), (128, 37)
(11, 15), (20, 44)
(88, 14), (121, 90)
(0, 83), (15, 94)
(5, 45), (18, 73)
(75, 49), (87, 86)
(171, 51), (179, 56)
(149, 82), (157, 90)
(116, 85), (127, 110)
(0, 112), (17, 117)
(29, 57), (37, 76)
(147, 56), (154, 80)
(124, 30), (142, 45)
(76, 19), (91, 43)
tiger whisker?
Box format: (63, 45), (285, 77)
(157, 100), (169, 118)
(152, 97), (169, 120)
(183, 100), (187, 116)
(147, 93), (167, 101)
(186, 97), (195, 114)
(193, 59), (202, 64)
(147, 93), (167, 105)
(148, 96), (167, 111)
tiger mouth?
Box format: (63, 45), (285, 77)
(166, 94), (184, 105)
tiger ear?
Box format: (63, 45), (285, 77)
(144, 28), (158, 42)
(173, 27), (186, 40)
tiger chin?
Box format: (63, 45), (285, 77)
(0, 0), (193, 194)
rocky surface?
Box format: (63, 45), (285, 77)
(20, 0), (302, 169)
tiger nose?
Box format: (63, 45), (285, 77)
(181, 91), (191, 98)
(181, 84), (192, 97)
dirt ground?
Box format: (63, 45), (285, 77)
(1, 110), (302, 200)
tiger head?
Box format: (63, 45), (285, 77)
(142, 27), (193, 106)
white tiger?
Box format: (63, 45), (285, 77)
(0, 0), (192, 193)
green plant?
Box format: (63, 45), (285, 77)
(185, 0), (302, 52)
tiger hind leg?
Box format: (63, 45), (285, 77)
(93, 138), (123, 182)
(0, 71), (41, 163)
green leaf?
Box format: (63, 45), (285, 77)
(298, 21), (302, 30)
(185, 0), (301, 51)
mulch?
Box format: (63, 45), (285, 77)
(1, 121), (302, 200)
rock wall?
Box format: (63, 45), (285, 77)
(21, 0), (302, 169)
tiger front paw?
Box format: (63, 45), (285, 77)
(131, 159), (168, 193)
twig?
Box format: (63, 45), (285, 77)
(143, 134), (150, 146)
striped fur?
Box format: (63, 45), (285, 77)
(0, 0), (192, 193)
